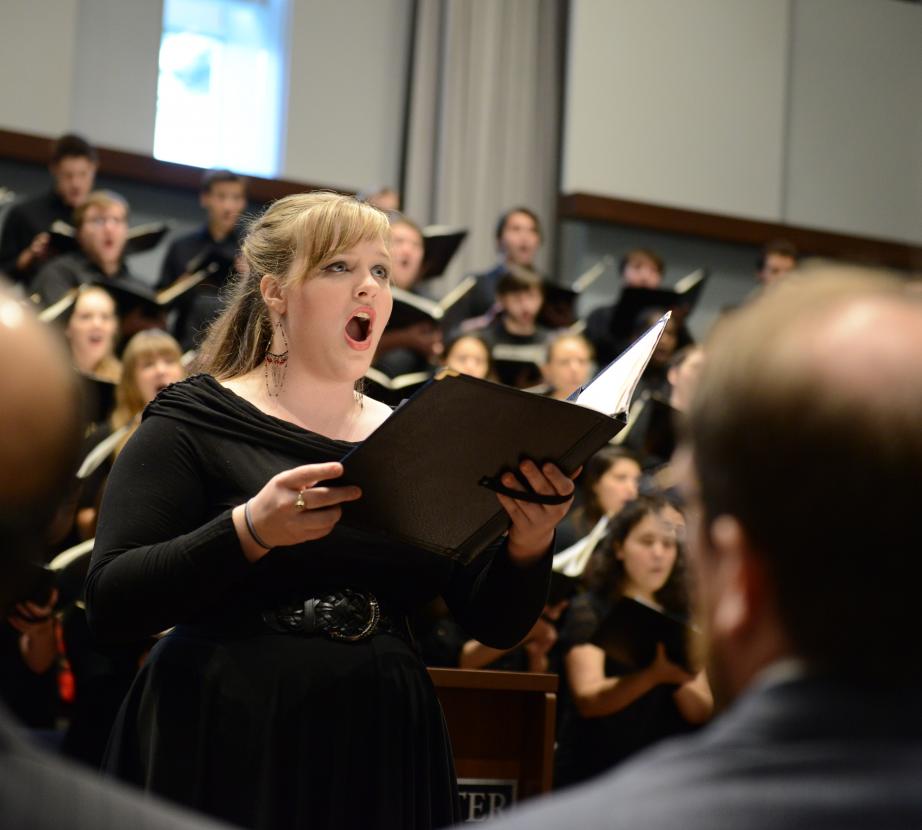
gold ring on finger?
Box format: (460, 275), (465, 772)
(295, 488), (306, 511)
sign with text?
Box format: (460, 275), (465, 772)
(457, 778), (518, 823)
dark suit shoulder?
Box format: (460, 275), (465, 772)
(0, 711), (228, 829)
(493, 678), (922, 830)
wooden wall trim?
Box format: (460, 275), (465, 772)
(559, 192), (922, 272)
(0, 128), (347, 204)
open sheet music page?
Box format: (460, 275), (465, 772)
(553, 516), (610, 577)
(572, 311), (671, 417)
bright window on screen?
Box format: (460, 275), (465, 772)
(154, 0), (289, 177)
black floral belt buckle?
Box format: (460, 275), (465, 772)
(317, 589), (381, 642)
(263, 589), (380, 642)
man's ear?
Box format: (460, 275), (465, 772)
(707, 515), (764, 640)
(260, 274), (286, 316)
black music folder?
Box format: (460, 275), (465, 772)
(101, 263), (219, 316)
(541, 255), (614, 329)
(421, 225), (467, 279)
(616, 392), (680, 469)
(362, 366), (434, 407)
(388, 279), (476, 331)
(50, 220), (171, 256)
(337, 314), (670, 563)
(79, 372), (117, 425)
(591, 596), (698, 674)
(608, 268), (708, 340)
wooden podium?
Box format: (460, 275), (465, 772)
(429, 668), (557, 819)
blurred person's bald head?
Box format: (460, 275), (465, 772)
(0, 288), (82, 598)
(679, 267), (922, 703)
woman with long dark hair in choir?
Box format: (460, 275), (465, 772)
(85, 192), (574, 830)
(555, 446), (641, 552)
(554, 495), (712, 788)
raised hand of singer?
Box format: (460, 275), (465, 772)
(495, 459), (578, 567)
(232, 461), (361, 562)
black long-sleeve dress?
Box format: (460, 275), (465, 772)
(553, 591), (696, 789)
(85, 374), (551, 830)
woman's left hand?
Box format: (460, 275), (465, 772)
(496, 460), (578, 566)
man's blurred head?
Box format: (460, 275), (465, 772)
(756, 239), (798, 286)
(495, 208), (542, 268)
(200, 169), (247, 239)
(50, 133), (98, 209)
(667, 345), (705, 412)
(620, 248), (664, 289)
(496, 266), (544, 333)
(388, 216), (425, 290)
(679, 268), (922, 705)
(75, 191), (129, 273)
(0, 287), (82, 607)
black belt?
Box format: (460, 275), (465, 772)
(261, 588), (410, 644)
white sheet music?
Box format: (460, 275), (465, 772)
(573, 311), (670, 417)
(553, 516), (610, 577)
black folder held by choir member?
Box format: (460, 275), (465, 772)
(50, 219), (171, 256)
(337, 313), (670, 564)
(591, 596), (698, 674)
(35, 265), (217, 325)
(388, 279), (476, 331)
(98, 263), (220, 319)
(542, 256), (614, 330)
(608, 268), (709, 339)
(616, 392), (679, 468)
(421, 225), (467, 279)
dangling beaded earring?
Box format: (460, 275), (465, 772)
(264, 318), (289, 398)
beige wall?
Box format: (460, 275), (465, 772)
(784, 0), (922, 243)
(283, 0), (411, 189)
(563, 0), (790, 221)
(563, 0), (922, 244)
(0, 0), (80, 136)
(70, 0), (162, 155)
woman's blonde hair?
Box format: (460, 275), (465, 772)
(111, 329), (183, 430)
(73, 190), (129, 228)
(196, 191), (390, 379)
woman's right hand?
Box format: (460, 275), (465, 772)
(649, 642), (695, 687)
(232, 461), (361, 562)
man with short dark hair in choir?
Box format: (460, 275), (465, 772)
(474, 265), (551, 388)
(755, 238), (798, 286)
(463, 206), (543, 322)
(157, 168), (247, 350)
(584, 248), (667, 368)
(0, 133), (98, 285)
(489, 267), (922, 830)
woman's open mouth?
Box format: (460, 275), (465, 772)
(344, 308), (374, 350)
